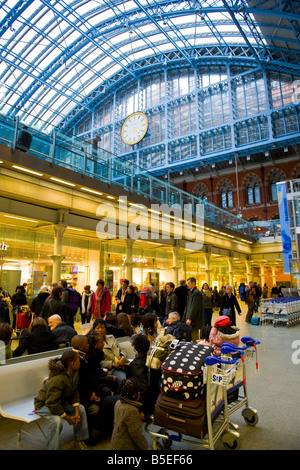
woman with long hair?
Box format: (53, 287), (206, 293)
(116, 312), (133, 337)
(141, 312), (158, 345)
(13, 317), (57, 357)
(201, 282), (213, 326)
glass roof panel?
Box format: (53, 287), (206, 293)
(0, 0), (298, 132)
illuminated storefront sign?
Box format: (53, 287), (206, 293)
(122, 254), (148, 265)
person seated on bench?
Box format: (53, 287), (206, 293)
(13, 317), (57, 357)
(116, 312), (133, 337)
(104, 312), (125, 338)
(126, 333), (151, 419)
(48, 314), (77, 347)
(0, 322), (13, 361)
(163, 311), (192, 341)
(88, 319), (127, 381)
(71, 334), (119, 445)
(34, 349), (89, 450)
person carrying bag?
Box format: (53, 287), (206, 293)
(219, 285), (241, 326)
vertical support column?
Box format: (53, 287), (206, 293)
(259, 263), (266, 286)
(271, 265), (277, 287)
(125, 239), (134, 283)
(99, 242), (105, 281)
(245, 259), (252, 284)
(204, 251), (211, 286)
(227, 255), (234, 287)
(50, 224), (66, 283)
(172, 244), (180, 286)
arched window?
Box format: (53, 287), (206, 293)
(220, 182), (233, 208)
(247, 177), (260, 205)
(196, 184), (207, 200)
(270, 171), (282, 201)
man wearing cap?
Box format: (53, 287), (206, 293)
(182, 277), (204, 342)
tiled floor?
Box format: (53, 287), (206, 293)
(1, 305), (300, 451)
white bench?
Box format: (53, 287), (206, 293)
(0, 348), (72, 443)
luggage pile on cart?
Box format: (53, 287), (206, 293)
(260, 298), (300, 327)
(146, 336), (260, 450)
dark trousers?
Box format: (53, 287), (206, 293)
(203, 308), (213, 326)
(245, 301), (254, 323)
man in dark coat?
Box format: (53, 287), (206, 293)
(174, 280), (188, 320)
(48, 314), (77, 346)
(30, 286), (50, 317)
(40, 286), (68, 323)
(182, 277), (204, 342)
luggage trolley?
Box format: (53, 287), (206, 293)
(220, 336), (260, 430)
(146, 352), (244, 451)
(260, 300), (274, 325)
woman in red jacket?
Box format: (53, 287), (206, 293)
(92, 280), (111, 319)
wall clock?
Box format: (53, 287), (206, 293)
(121, 111), (149, 145)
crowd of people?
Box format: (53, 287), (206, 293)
(0, 277), (285, 450)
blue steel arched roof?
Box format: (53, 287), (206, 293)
(0, 0), (300, 133)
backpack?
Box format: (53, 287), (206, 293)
(169, 322), (192, 342)
(139, 289), (151, 309)
(239, 283), (248, 302)
(67, 288), (81, 311)
(146, 333), (175, 370)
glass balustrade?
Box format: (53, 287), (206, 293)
(0, 113), (256, 238)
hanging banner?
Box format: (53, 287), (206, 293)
(277, 182), (292, 274)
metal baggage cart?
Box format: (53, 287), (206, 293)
(260, 300), (274, 325)
(220, 336), (260, 430)
(146, 353), (244, 451)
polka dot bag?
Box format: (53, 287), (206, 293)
(161, 342), (213, 401)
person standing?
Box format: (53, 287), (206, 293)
(29, 286), (50, 317)
(182, 277), (204, 342)
(40, 286), (68, 323)
(262, 283), (268, 299)
(219, 285), (241, 326)
(81, 285), (94, 324)
(115, 280), (129, 314)
(174, 280), (188, 320)
(165, 282), (178, 314)
(91, 280), (111, 319)
(11, 286), (27, 330)
(201, 282), (213, 326)
(245, 282), (257, 323)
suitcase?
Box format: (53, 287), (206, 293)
(251, 317), (260, 325)
(139, 289), (151, 314)
(153, 393), (209, 439)
(161, 342), (213, 401)
(16, 306), (35, 332)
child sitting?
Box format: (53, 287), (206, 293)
(110, 378), (149, 450)
(209, 316), (240, 356)
(197, 325), (212, 346)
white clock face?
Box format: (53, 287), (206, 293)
(121, 112), (149, 145)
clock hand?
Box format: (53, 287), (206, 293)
(133, 127), (140, 134)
